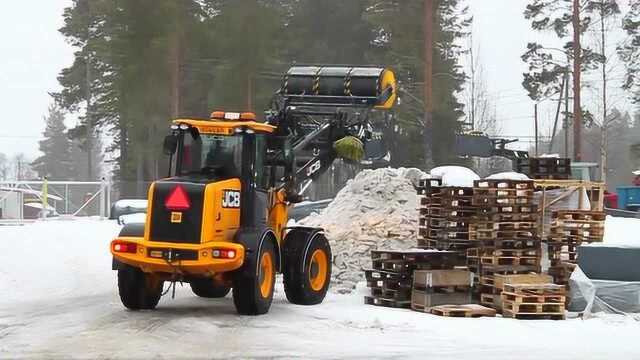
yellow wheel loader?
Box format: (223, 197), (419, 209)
(110, 66), (397, 315)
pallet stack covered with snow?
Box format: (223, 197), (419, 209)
(516, 157), (571, 180)
(468, 179), (542, 310)
(547, 210), (606, 285)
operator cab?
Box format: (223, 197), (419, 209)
(163, 113), (280, 185)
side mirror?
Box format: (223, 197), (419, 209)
(163, 134), (178, 155)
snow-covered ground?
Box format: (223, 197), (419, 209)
(2, 218), (640, 359)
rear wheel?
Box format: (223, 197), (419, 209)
(232, 239), (276, 315)
(190, 278), (231, 298)
(117, 264), (163, 310)
(284, 233), (332, 305)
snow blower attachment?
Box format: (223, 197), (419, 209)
(110, 64), (397, 315)
(282, 66), (397, 109)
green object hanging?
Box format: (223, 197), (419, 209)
(333, 136), (364, 162)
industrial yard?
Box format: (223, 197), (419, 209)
(2, 218), (640, 359)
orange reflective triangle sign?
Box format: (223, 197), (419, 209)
(165, 185), (191, 211)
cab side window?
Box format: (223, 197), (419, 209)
(254, 135), (271, 189)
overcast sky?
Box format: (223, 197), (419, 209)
(0, 0), (632, 161)
(0, 0), (73, 160)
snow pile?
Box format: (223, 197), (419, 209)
(584, 216), (640, 247)
(299, 167), (427, 292)
(485, 171), (530, 180)
(430, 166), (480, 187)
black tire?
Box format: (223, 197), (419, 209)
(283, 232), (332, 305)
(117, 263), (163, 310)
(232, 238), (276, 315)
(190, 278), (231, 298)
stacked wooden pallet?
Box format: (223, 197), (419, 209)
(547, 210), (606, 284)
(364, 250), (460, 308)
(516, 158), (571, 180)
(411, 269), (473, 312)
(429, 304), (497, 318)
(501, 283), (566, 320)
(417, 184), (477, 254)
(468, 179), (542, 310)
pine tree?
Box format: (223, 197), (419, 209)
(31, 105), (74, 180)
(366, 0), (470, 167)
(620, 1), (640, 103)
(522, 1), (615, 101)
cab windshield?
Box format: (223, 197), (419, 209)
(179, 132), (243, 179)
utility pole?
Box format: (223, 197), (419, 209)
(548, 76), (566, 153)
(85, 0), (93, 181)
(564, 70), (570, 159)
(600, 7), (608, 183)
(424, 0), (434, 167)
(534, 103), (539, 156)
(572, 0), (582, 161)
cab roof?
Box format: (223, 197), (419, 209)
(172, 119), (276, 135)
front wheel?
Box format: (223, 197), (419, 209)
(284, 233), (332, 305)
(117, 264), (163, 310)
(232, 239), (276, 315)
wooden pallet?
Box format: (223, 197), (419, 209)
(428, 304), (497, 318)
(552, 210), (606, 222)
(427, 218), (470, 229)
(369, 287), (411, 301)
(471, 229), (537, 241)
(439, 187), (474, 197)
(473, 188), (534, 198)
(472, 196), (533, 207)
(364, 295), (411, 309)
(476, 204), (538, 214)
(427, 228), (470, 241)
(474, 179), (535, 190)
(503, 283), (565, 296)
(371, 250), (460, 263)
(472, 221), (536, 231)
(480, 264), (541, 275)
(492, 248), (539, 257)
(478, 238), (540, 249)
(372, 259), (455, 273)
(501, 292), (565, 304)
(419, 238), (478, 249)
(418, 178), (443, 190)
(474, 212), (538, 222)
(428, 207), (478, 219)
(364, 269), (410, 282)
(479, 275), (495, 287)
(480, 256), (539, 267)
(480, 293), (502, 310)
(493, 273), (552, 291)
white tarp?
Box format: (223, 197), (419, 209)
(569, 266), (640, 318)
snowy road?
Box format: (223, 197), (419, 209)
(2, 219), (640, 359)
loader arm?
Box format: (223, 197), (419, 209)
(265, 66), (397, 201)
